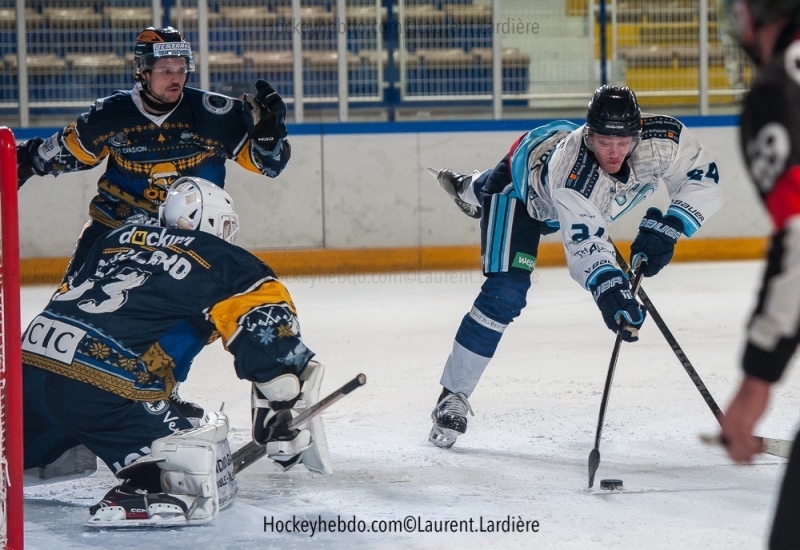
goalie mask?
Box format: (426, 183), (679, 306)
(133, 26), (195, 78)
(159, 177), (240, 243)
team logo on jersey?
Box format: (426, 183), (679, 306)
(146, 162), (179, 203)
(109, 132), (129, 147)
(144, 400), (169, 415)
(202, 92), (234, 115)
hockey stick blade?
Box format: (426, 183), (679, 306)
(699, 433), (793, 459)
(588, 449), (600, 488)
(232, 373), (367, 475)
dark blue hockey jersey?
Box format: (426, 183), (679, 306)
(35, 84), (290, 228)
(22, 224), (313, 401)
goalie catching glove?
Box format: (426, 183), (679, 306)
(241, 79), (287, 152)
(590, 269), (646, 342)
(251, 360), (333, 475)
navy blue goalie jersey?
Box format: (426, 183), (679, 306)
(22, 225), (313, 401)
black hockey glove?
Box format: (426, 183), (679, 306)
(630, 207), (684, 277)
(241, 79), (288, 152)
(590, 269), (646, 342)
(16, 137), (45, 188)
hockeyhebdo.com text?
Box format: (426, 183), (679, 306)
(287, 270), (541, 288)
(271, 17), (540, 37)
(264, 514), (540, 537)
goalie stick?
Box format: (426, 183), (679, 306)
(588, 261), (645, 489)
(610, 240), (792, 460)
(232, 373), (367, 474)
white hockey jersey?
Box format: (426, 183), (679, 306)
(507, 116), (723, 289)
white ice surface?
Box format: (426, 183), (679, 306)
(21, 261), (800, 549)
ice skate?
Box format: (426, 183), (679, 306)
(169, 383), (204, 426)
(428, 167), (482, 219)
(87, 485), (191, 527)
(429, 388), (474, 449)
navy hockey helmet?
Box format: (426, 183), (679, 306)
(586, 85), (641, 137)
(133, 26), (195, 78)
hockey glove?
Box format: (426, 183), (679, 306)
(590, 269), (647, 342)
(241, 79), (287, 152)
(17, 137), (45, 188)
(630, 207), (684, 277)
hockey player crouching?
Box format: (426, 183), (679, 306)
(428, 86), (723, 449)
(22, 177), (331, 526)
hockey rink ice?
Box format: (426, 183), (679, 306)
(20, 260), (800, 549)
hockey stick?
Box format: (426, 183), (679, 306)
(610, 241), (792, 459)
(232, 373), (367, 474)
(699, 433), (793, 459)
(588, 263), (646, 489)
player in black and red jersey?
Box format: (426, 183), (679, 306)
(720, 1), (800, 548)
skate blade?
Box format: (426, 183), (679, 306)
(86, 513), (188, 529)
(429, 425), (460, 449)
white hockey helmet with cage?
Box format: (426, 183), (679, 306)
(159, 177), (239, 243)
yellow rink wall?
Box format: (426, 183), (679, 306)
(19, 237), (768, 286)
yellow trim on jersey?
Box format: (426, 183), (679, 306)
(208, 279), (296, 342)
(234, 140), (263, 174)
(62, 123), (105, 166)
(98, 178), (159, 212)
(23, 351), (173, 402)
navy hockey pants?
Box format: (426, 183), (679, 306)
(453, 169), (544, 360)
(23, 365), (193, 477)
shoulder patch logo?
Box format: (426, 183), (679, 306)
(202, 92), (234, 115)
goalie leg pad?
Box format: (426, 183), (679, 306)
(151, 412), (236, 522)
(24, 444), (97, 484)
(295, 360), (333, 475)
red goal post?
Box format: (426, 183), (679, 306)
(0, 126), (24, 549)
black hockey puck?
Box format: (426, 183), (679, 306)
(600, 479), (623, 490)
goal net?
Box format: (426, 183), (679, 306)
(0, 126), (24, 549)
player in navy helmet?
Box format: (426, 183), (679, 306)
(132, 26), (196, 112)
(719, 2), (800, 548)
(427, 85), (722, 449)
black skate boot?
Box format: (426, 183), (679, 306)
(87, 484), (190, 527)
(429, 388), (474, 449)
(429, 168), (482, 219)
(169, 383), (204, 425)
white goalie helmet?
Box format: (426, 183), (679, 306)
(159, 177), (240, 243)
